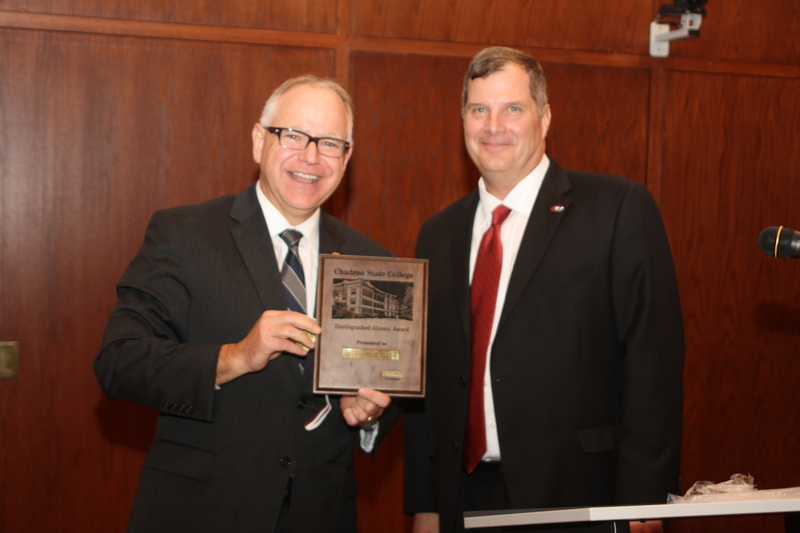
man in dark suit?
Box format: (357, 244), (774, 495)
(95, 75), (397, 532)
(404, 47), (684, 533)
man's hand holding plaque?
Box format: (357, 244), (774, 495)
(340, 388), (392, 427)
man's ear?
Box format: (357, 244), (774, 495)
(540, 104), (552, 139)
(252, 123), (265, 164)
(342, 144), (353, 169)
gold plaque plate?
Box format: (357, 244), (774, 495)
(342, 348), (400, 360)
(0, 341), (19, 378)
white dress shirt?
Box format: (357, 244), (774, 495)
(256, 184), (320, 317)
(469, 155), (550, 462)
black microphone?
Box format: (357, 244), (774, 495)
(758, 226), (800, 258)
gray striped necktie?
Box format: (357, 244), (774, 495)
(279, 229), (306, 314)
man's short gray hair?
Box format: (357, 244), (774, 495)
(462, 47), (548, 117)
(259, 75), (354, 141)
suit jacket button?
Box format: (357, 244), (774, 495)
(280, 456), (292, 468)
(297, 399), (307, 409)
(459, 376), (467, 386)
(452, 442), (460, 450)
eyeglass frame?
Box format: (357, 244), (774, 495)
(264, 126), (352, 158)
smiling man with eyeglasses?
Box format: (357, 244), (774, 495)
(95, 75), (397, 533)
(251, 78), (355, 227)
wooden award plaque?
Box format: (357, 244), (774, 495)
(313, 255), (427, 397)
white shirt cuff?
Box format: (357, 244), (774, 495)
(359, 422), (379, 453)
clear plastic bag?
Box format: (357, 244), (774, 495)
(668, 473), (800, 503)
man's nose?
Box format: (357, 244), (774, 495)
(299, 139), (320, 163)
(484, 112), (504, 134)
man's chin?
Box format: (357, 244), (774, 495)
(475, 159), (513, 176)
(286, 193), (333, 216)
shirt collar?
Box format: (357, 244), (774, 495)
(256, 181), (320, 250)
(476, 154), (550, 221)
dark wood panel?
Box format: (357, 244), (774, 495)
(657, 0), (800, 65)
(0, 0), (338, 33)
(0, 27), (334, 531)
(3, 12), (799, 81)
(346, 51), (475, 259)
(352, 0), (653, 56)
(660, 70), (800, 533)
(544, 63), (650, 183)
(352, 0), (800, 66)
(0, 11), (347, 49)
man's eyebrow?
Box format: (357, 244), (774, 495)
(465, 101), (527, 108)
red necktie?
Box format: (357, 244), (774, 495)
(463, 204), (511, 473)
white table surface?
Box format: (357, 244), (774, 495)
(464, 499), (800, 529)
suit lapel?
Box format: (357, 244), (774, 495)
(453, 191), (480, 343)
(319, 212), (346, 254)
(497, 161), (572, 331)
(229, 184), (286, 312)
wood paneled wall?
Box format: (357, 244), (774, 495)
(1, 1), (799, 532)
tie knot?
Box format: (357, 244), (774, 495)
(492, 205), (511, 227)
(280, 229), (304, 248)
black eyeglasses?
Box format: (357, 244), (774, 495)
(265, 127), (351, 158)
